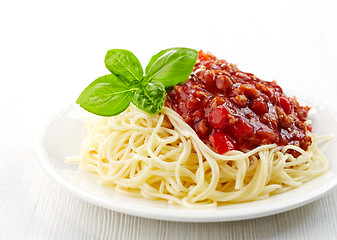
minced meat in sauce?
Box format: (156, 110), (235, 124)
(166, 50), (311, 154)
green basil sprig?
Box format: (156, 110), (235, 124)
(76, 47), (198, 116)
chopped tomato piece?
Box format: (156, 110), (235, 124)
(233, 119), (254, 139)
(208, 106), (229, 129)
(306, 124), (312, 132)
(198, 50), (210, 62)
(279, 96), (291, 115)
(250, 98), (268, 115)
(209, 132), (235, 154)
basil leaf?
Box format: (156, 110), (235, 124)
(131, 82), (165, 114)
(76, 74), (134, 116)
(105, 49), (143, 83)
(145, 48), (198, 87)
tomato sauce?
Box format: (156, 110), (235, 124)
(166, 50), (312, 154)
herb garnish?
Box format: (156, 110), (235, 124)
(76, 48), (198, 116)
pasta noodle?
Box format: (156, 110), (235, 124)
(68, 104), (330, 208)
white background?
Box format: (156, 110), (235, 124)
(1, 0), (337, 239)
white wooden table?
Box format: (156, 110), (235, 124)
(1, 0), (337, 239)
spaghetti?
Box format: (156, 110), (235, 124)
(68, 104), (329, 208)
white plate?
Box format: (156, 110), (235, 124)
(35, 96), (337, 222)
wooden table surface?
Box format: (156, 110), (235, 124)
(1, 0), (337, 239)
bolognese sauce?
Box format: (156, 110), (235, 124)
(166, 50), (311, 154)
